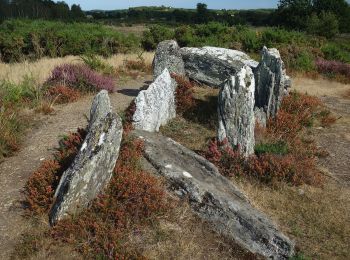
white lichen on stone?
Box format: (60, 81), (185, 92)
(182, 171), (193, 178)
(80, 142), (87, 151)
(133, 68), (176, 132)
(98, 133), (105, 146)
(165, 164), (172, 169)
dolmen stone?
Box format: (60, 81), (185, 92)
(218, 65), (255, 156)
(135, 130), (295, 259)
(49, 90), (123, 225)
(254, 46), (291, 120)
(153, 40), (185, 79)
(133, 68), (176, 132)
(180, 46), (259, 87)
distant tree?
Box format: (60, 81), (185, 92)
(71, 4), (84, 19)
(306, 11), (339, 38)
(196, 3), (210, 23)
(275, 0), (313, 28)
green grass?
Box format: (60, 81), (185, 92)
(255, 141), (289, 155)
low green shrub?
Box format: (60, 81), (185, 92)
(80, 55), (115, 76)
(255, 142), (289, 155)
(0, 20), (140, 62)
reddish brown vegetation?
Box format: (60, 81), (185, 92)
(46, 85), (81, 104)
(203, 92), (330, 186)
(123, 100), (136, 134)
(25, 124), (169, 258)
(51, 137), (169, 258)
(171, 73), (195, 114)
(25, 129), (86, 215)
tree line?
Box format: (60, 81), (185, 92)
(0, 0), (85, 20)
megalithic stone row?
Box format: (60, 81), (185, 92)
(49, 90), (123, 225)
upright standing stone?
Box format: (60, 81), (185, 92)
(254, 46), (291, 120)
(180, 46), (258, 87)
(153, 40), (185, 79)
(50, 90), (123, 225)
(133, 68), (176, 132)
(218, 65), (255, 157)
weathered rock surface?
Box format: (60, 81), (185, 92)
(254, 46), (291, 120)
(180, 46), (258, 87)
(153, 40), (185, 79)
(133, 68), (176, 132)
(134, 130), (294, 259)
(218, 66), (255, 156)
(50, 90), (123, 225)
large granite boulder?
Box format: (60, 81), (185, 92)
(254, 46), (291, 120)
(153, 40), (185, 79)
(218, 65), (255, 157)
(180, 46), (258, 87)
(49, 90), (123, 225)
(134, 130), (295, 259)
(133, 68), (176, 132)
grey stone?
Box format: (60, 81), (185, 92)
(153, 40), (185, 79)
(133, 68), (176, 132)
(218, 66), (255, 157)
(134, 130), (295, 259)
(254, 107), (267, 127)
(180, 46), (258, 87)
(254, 46), (291, 119)
(49, 90), (123, 225)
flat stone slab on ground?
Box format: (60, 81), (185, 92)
(133, 130), (294, 259)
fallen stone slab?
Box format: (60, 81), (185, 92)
(133, 68), (176, 132)
(134, 130), (295, 259)
(50, 90), (123, 225)
(153, 40), (185, 79)
(254, 46), (291, 120)
(180, 46), (258, 87)
(218, 65), (255, 156)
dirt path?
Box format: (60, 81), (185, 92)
(0, 78), (150, 259)
(293, 77), (350, 185)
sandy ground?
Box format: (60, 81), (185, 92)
(293, 76), (350, 184)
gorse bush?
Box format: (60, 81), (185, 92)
(46, 64), (115, 92)
(0, 19), (140, 62)
(80, 55), (115, 76)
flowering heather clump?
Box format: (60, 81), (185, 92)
(171, 73), (195, 114)
(46, 64), (115, 92)
(46, 85), (81, 104)
(51, 137), (169, 258)
(316, 58), (350, 79)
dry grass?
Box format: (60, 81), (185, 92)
(160, 86), (349, 259)
(0, 53), (154, 85)
(127, 201), (257, 260)
(235, 179), (350, 259)
(292, 76), (350, 98)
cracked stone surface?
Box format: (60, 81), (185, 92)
(49, 90), (123, 225)
(134, 130), (295, 259)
